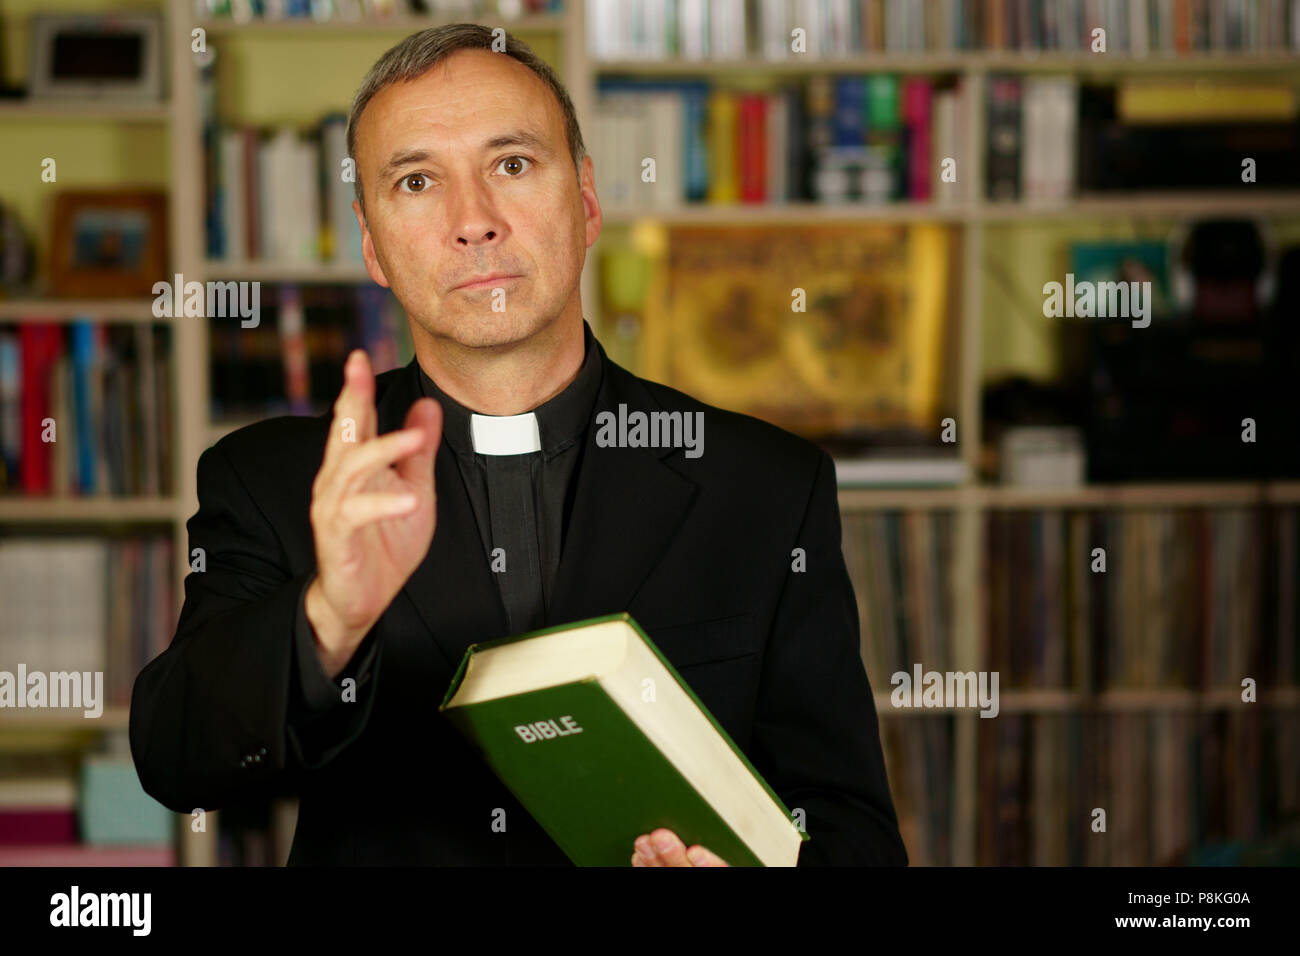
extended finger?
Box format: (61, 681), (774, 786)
(323, 350), (377, 467)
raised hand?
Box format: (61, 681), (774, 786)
(304, 350), (442, 678)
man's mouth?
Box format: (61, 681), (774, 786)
(453, 274), (522, 291)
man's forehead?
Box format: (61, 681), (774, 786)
(359, 52), (557, 150)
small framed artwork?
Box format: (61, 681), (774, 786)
(49, 191), (168, 298)
(28, 13), (164, 103)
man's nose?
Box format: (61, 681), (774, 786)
(450, 179), (505, 246)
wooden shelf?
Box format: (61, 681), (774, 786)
(980, 191), (1300, 221)
(875, 687), (1300, 713)
(0, 497), (177, 522)
(0, 707), (131, 732)
(594, 51), (1300, 76)
(202, 260), (372, 283)
(603, 192), (1300, 226)
(838, 481), (1300, 511)
(0, 101), (169, 122)
(839, 487), (971, 510)
(980, 481), (1268, 509)
(603, 201), (972, 224)
(0, 299), (164, 322)
(201, 13), (565, 35)
(972, 51), (1300, 72)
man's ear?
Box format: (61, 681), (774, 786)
(580, 155), (602, 249)
(354, 198), (390, 288)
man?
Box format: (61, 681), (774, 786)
(130, 24), (907, 867)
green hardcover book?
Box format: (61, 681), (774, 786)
(865, 74), (902, 199)
(439, 613), (809, 867)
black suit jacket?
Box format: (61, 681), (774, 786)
(130, 337), (907, 866)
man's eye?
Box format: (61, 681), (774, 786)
(399, 174), (427, 193)
(497, 156), (531, 176)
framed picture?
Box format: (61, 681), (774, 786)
(49, 191), (168, 298)
(28, 13), (164, 103)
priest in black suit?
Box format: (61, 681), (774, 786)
(129, 24), (907, 867)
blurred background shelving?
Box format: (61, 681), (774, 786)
(1, 0), (1298, 867)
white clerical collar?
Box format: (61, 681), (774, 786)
(470, 412), (542, 455)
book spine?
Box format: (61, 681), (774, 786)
(19, 325), (60, 494)
(985, 75), (1022, 201)
(0, 331), (18, 489)
(866, 74), (901, 201)
(737, 92), (767, 202)
(278, 285), (311, 415)
(706, 88), (738, 203)
(902, 78), (933, 201)
(70, 321), (96, 495)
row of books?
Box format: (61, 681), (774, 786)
(210, 284), (412, 421)
(198, 0), (561, 22)
(594, 75), (971, 207)
(842, 506), (1299, 693)
(985, 507), (1299, 691)
(0, 536), (175, 710)
(588, 0), (1300, 59)
(878, 713), (954, 866)
(843, 511), (958, 689)
(0, 324), (173, 498)
(975, 708), (1300, 865)
(204, 116), (363, 265)
(0, 749), (174, 859)
(986, 75), (1076, 201)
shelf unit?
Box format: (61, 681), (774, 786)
(874, 686), (1300, 713)
(1, 0), (1296, 867)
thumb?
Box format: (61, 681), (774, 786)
(395, 397), (442, 488)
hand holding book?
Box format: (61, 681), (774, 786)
(632, 828), (730, 867)
(441, 614), (807, 866)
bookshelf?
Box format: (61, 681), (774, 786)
(2, 0), (1297, 867)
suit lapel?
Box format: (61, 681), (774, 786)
(378, 360), (510, 670)
(546, 353), (699, 627)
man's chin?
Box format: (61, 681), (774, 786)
(436, 316), (540, 351)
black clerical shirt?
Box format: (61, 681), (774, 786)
(291, 321), (603, 715)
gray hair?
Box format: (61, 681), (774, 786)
(346, 24), (586, 216)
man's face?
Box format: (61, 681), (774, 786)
(353, 48), (600, 350)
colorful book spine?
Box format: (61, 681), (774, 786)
(986, 75), (1023, 201)
(70, 321), (96, 495)
(737, 92), (768, 203)
(706, 88), (739, 204)
(18, 325), (61, 494)
(277, 285), (311, 415)
(902, 78), (933, 201)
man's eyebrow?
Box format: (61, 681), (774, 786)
(481, 129), (554, 156)
(377, 130), (554, 182)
